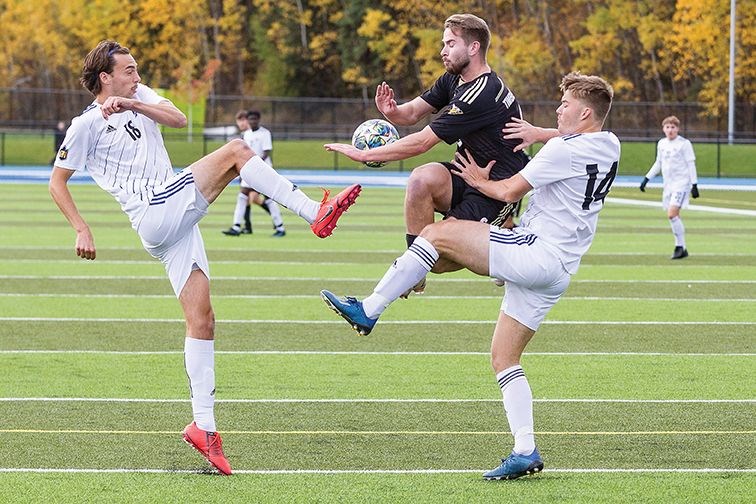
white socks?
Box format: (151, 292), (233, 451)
(496, 365), (535, 455)
(669, 216), (686, 247)
(239, 156), (318, 223)
(232, 192), (247, 227)
(184, 337), (217, 432)
(264, 198), (285, 230)
(362, 236), (439, 319)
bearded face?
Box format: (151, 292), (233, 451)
(440, 28), (472, 76)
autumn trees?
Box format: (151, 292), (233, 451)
(0, 0), (752, 116)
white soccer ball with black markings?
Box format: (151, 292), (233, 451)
(351, 119), (400, 168)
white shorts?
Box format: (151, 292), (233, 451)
(662, 189), (689, 210)
(489, 226), (571, 331)
(136, 168), (210, 297)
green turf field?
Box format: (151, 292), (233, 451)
(2, 132), (755, 177)
(0, 183), (753, 503)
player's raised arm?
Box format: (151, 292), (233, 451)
(101, 95), (187, 128)
(49, 167), (96, 260)
(375, 82), (434, 126)
(131, 98), (187, 128)
(451, 149), (532, 203)
(325, 125), (440, 164)
(502, 117), (559, 152)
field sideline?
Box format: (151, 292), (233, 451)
(0, 182), (753, 503)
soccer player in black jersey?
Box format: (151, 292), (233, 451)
(325, 13), (529, 292)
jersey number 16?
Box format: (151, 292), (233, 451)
(124, 121), (142, 141)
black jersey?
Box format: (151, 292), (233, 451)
(421, 71), (526, 181)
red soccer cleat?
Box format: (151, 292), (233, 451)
(182, 421), (232, 475)
(310, 184), (362, 238)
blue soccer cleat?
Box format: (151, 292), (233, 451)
(483, 448), (544, 480)
(320, 290), (377, 336)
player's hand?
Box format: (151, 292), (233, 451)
(324, 143), (365, 162)
(502, 117), (539, 152)
(450, 149), (493, 189)
(75, 227), (96, 260)
(100, 96), (136, 120)
(375, 82), (398, 117)
(691, 184), (700, 198)
(639, 177), (649, 192)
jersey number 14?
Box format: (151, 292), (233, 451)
(582, 161), (618, 210)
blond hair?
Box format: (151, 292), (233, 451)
(560, 72), (614, 124)
(662, 115), (680, 127)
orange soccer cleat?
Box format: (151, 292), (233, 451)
(310, 184), (362, 238)
(182, 421), (232, 475)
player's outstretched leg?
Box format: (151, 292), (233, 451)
(483, 448), (543, 481)
(182, 421), (232, 475)
(235, 155), (360, 238)
(320, 290), (377, 336)
(310, 184), (362, 238)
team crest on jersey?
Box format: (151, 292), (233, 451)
(58, 147), (68, 160)
(447, 104), (464, 115)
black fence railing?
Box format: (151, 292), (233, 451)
(1, 88), (754, 178)
(1, 87), (754, 141)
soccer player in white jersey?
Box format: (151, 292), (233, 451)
(222, 110), (286, 237)
(640, 115), (699, 259)
(48, 40), (361, 475)
(321, 72), (619, 480)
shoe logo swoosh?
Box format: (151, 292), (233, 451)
(316, 207), (333, 223)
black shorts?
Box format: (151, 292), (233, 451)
(439, 162), (518, 226)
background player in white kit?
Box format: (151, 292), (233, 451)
(48, 40), (361, 475)
(640, 115), (699, 259)
(222, 109), (286, 237)
(321, 72), (619, 480)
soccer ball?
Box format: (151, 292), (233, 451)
(351, 119), (400, 168)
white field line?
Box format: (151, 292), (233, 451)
(0, 245), (755, 257)
(0, 468), (753, 474)
(0, 317), (753, 325)
(609, 197), (756, 216)
(0, 292), (752, 302)
(3, 256), (756, 266)
(2, 428), (753, 436)
(0, 274), (754, 284)
(1, 350), (752, 357)
(5, 259), (372, 266)
(0, 398), (753, 404)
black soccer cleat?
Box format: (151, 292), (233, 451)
(671, 246), (688, 260)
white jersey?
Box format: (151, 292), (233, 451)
(55, 84), (174, 215)
(645, 135), (697, 192)
(518, 132), (621, 274)
(242, 126), (273, 166)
